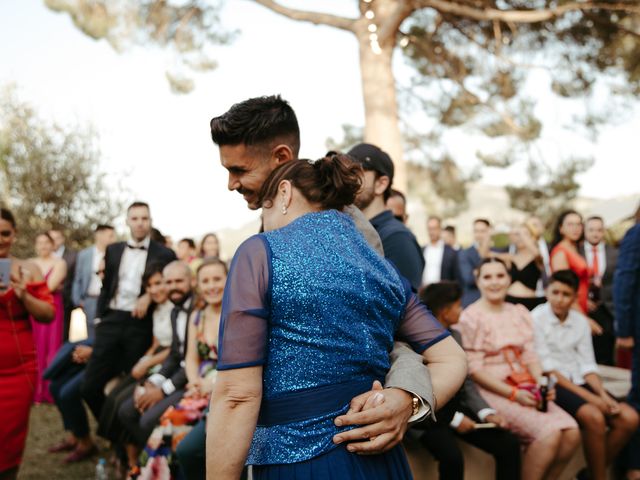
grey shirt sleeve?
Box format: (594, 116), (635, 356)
(343, 205), (384, 256)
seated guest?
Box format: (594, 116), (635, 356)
(505, 223), (545, 310)
(72, 224), (116, 340)
(458, 219), (494, 307)
(199, 233), (220, 259)
(45, 341), (96, 463)
(454, 258), (580, 480)
(418, 281), (521, 480)
(97, 263), (173, 446)
(421, 215), (459, 287)
(117, 261), (193, 479)
(172, 258), (228, 479)
(533, 270), (639, 480)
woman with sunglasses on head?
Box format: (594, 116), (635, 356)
(0, 208), (55, 480)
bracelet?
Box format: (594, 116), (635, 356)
(508, 386), (518, 402)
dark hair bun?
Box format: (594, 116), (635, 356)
(312, 154), (362, 210)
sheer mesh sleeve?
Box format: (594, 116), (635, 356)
(396, 278), (449, 354)
(216, 235), (271, 371)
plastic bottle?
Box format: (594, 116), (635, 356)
(95, 457), (108, 480)
(539, 376), (549, 412)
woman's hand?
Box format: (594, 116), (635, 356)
(71, 345), (93, 364)
(545, 387), (556, 402)
(514, 389), (538, 407)
(601, 392), (621, 416)
(587, 317), (604, 336)
(455, 415), (477, 434)
(11, 267), (32, 300)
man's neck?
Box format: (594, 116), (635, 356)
(587, 241), (601, 248)
(553, 308), (570, 323)
(429, 238), (441, 247)
(363, 198), (387, 221)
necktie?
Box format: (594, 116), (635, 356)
(127, 243), (146, 250)
(591, 245), (599, 278)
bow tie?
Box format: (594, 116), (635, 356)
(127, 243), (146, 250)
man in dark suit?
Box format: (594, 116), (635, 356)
(50, 228), (78, 341)
(614, 208), (640, 479)
(117, 261), (193, 471)
(71, 224), (116, 340)
(80, 202), (176, 420)
(458, 218), (494, 307)
(421, 215), (459, 287)
(581, 216), (618, 365)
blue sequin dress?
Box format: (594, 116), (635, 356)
(217, 210), (448, 479)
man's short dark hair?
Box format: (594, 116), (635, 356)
(95, 224), (114, 233)
(210, 95), (300, 156)
(549, 269), (579, 293)
(389, 189), (406, 203)
(419, 281), (462, 316)
(179, 238), (196, 249)
(128, 201), (150, 212)
(474, 218), (491, 228)
(444, 225), (456, 234)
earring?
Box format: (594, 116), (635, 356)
(281, 202), (288, 215)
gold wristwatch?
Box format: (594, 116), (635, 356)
(410, 393), (420, 416)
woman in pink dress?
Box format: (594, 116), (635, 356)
(30, 232), (66, 403)
(454, 257), (580, 480)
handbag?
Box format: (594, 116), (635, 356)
(502, 346), (536, 387)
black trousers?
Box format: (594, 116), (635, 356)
(590, 304), (615, 366)
(419, 423), (522, 480)
(80, 310), (152, 420)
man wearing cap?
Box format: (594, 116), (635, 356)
(349, 143), (425, 291)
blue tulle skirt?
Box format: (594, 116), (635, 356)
(252, 443), (413, 480)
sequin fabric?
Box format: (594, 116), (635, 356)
(247, 210), (407, 465)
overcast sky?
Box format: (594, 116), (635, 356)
(1, 0), (638, 239)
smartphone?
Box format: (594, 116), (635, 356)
(0, 258), (11, 288)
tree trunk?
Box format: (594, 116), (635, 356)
(355, 24), (407, 193)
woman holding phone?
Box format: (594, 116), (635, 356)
(0, 208), (55, 480)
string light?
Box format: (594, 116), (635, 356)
(399, 36), (410, 48)
(365, 10), (375, 19)
(368, 23), (377, 32)
(363, 0), (380, 55)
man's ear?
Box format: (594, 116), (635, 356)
(271, 144), (294, 165)
(374, 175), (391, 196)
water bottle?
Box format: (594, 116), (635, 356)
(95, 457), (108, 480)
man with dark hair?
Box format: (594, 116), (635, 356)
(80, 202), (176, 421)
(50, 228), (77, 341)
(443, 225), (460, 251)
(72, 224), (116, 339)
(210, 96), (441, 456)
(386, 189), (408, 223)
(350, 142), (424, 290)
(417, 282), (521, 480)
(458, 218), (494, 307)
(580, 216), (617, 365)
(422, 215), (459, 287)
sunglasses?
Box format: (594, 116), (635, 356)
(0, 230), (13, 238)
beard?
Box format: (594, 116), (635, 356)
(354, 185), (375, 211)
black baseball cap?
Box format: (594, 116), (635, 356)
(347, 143), (394, 182)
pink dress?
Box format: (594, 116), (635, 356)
(30, 269), (63, 403)
(454, 302), (577, 445)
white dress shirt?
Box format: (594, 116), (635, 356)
(532, 303), (598, 385)
(422, 240), (445, 286)
(152, 301), (174, 348)
(86, 247), (105, 297)
(110, 236), (150, 311)
(584, 241), (606, 279)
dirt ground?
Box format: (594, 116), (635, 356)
(19, 404), (117, 480)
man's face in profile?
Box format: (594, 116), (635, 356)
(219, 144), (278, 210)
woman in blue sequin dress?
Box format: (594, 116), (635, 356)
(207, 155), (466, 479)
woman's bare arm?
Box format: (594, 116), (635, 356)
(420, 336), (468, 408)
(207, 366), (262, 480)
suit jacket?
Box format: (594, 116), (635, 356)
(579, 242), (618, 314)
(72, 246), (95, 306)
(614, 224), (640, 338)
(61, 247), (77, 308)
(423, 244), (459, 283)
(156, 296), (194, 392)
(97, 240), (176, 318)
(458, 246), (482, 307)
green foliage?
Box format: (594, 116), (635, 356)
(44, 0), (233, 94)
(0, 85), (125, 257)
